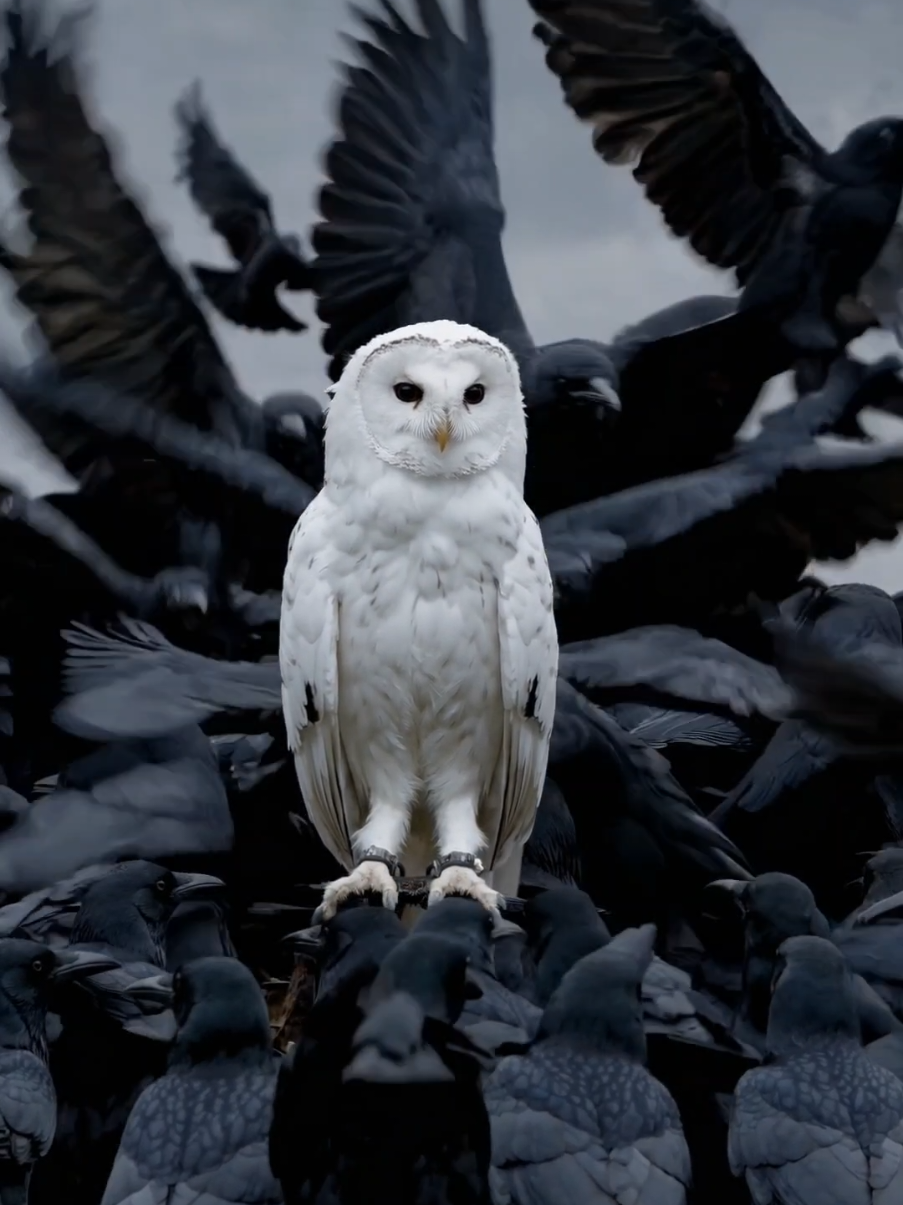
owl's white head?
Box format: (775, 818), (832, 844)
(324, 321), (526, 482)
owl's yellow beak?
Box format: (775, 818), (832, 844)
(434, 416), (452, 453)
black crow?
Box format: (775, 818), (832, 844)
(729, 935), (903, 1200)
(486, 925), (692, 1204)
(31, 861), (223, 1205)
(0, 938), (117, 1205)
(100, 957), (282, 1205)
(174, 81), (311, 334)
(313, 0), (802, 514)
(325, 932), (494, 1205)
(413, 899), (541, 1050)
(531, 0), (903, 358)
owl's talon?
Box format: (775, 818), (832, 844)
(313, 860), (400, 923)
(428, 864), (502, 914)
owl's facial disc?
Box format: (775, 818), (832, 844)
(355, 337), (522, 476)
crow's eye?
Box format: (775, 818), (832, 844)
(463, 383), (485, 404)
(31, 958), (46, 975)
(154, 877), (170, 895)
(393, 381), (423, 404)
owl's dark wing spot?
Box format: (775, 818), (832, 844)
(304, 683), (320, 724)
(524, 676), (539, 721)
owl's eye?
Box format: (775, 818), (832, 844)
(463, 383), (485, 405)
(393, 381), (423, 404)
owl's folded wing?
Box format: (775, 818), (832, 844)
(490, 505), (559, 868)
(279, 497), (359, 870)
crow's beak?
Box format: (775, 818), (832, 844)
(124, 972), (174, 1009)
(50, 949), (120, 983)
(171, 872), (225, 901)
(283, 925), (323, 953)
(568, 377), (621, 414)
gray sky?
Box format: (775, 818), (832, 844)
(0, 0), (902, 584)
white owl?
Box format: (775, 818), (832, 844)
(279, 320), (558, 920)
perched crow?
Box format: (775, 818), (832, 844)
(101, 956), (282, 1205)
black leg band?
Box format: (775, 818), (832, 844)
(427, 851), (484, 879)
(355, 847), (404, 879)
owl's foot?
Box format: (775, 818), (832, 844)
(313, 851), (401, 923)
(427, 852), (501, 914)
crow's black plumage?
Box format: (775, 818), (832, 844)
(530, 0), (903, 358)
(542, 355), (903, 641)
(707, 873), (901, 1048)
(550, 680), (750, 927)
(486, 925), (692, 1205)
(729, 935), (903, 1201)
(270, 908), (409, 1205)
(174, 81), (311, 334)
(30, 861), (223, 1205)
(313, 0), (810, 516)
(100, 956), (282, 1205)
(413, 899), (541, 1050)
(318, 933), (495, 1205)
(0, 939), (116, 1205)
(0, 730), (233, 894)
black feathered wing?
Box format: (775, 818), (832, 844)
(487, 1045), (691, 1204)
(0, 3), (259, 450)
(0, 1050), (56, 1165)
(174, 80), (274, 263)
(530, 0), (825, 285)
(313, 0), (533, 380)
(551, 681), (752, 881)
(54, 619), (282, 742)
(101, 1064), (282, 1205)
(729, 1059), (903, 1204)
(559, 625), (788, 719)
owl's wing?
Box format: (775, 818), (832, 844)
(489, 505), (559, 868)
(279, 496), (358, 870)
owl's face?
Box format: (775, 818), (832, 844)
(349, 335), (524, 478)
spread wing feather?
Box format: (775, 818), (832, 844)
(530, 0), (825, 285)
(174, 80), (273, 263)
(314, 0), (532, 380)
(0, 1), (258, 449)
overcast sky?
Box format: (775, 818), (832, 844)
(0, 0), (902, 583)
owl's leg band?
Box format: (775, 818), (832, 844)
(427, 852), (484, 878)
(355, 847), (405, 878)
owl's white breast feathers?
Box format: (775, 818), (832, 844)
(279, 469), (557, 874)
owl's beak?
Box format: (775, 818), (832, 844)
(434, 415), (452, 453)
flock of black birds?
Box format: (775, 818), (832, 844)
(0, 0), (900, 1202)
